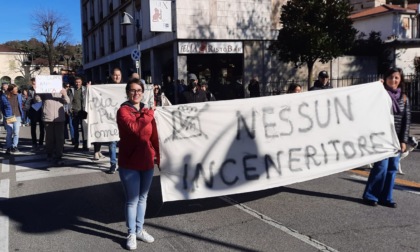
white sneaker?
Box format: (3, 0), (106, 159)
(93, 152), (105, 160)
(136, 229), (155, 243)
(126, 234), (137, 250)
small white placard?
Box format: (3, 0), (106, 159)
(35, 75), (63, 93)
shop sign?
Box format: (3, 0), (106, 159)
(178, 41), (243, 54)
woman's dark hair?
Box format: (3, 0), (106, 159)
(154, 85), (161, 95)
(287, 83), (302, 93)
(384, 67), (406, 93)
(7, 84), (17, 92)
(125, 78), (144, 94)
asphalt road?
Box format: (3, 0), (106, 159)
(1, 124), (420, 252)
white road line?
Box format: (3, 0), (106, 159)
(15, 166), (103, 182)
(0, 179), (9, 199)
(1, 159), (9, 173)
(350, 175), (420, 195)
(0, 179), (10, 252)
(15, 157), (107, 171)
(349, 175), (367, 181)
(220, 196), (338, 252)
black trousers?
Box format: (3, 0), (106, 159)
(31, 119), (45, 146)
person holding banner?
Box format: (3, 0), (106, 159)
(363, 67), (411, 208)
(111, 67), (123, 84)
(93, 67), (122, 173)
(116, 78), (159, 250)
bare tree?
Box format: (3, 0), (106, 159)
(32, 9), (71, 74)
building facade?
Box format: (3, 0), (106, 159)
(350, 0), (386, 13)
(350, 3), (420, 74)
(81, 0), (387, 98)
(81, 0), (297, 100)
(0, 45), (57, 88)
(350, 4), (418, 41)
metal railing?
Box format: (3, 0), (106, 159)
(263, 74), (420, 111)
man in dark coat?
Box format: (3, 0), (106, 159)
(180, 73), (207, 104)
(309, 71), (333, 91)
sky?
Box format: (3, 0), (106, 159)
(0, 0), (82, 44)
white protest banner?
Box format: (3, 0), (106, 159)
(155, 82), (400, 202)
(35, 75), (63, 93)
(86, 83), (155, 145)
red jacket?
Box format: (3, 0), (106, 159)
(117, 102), (160, 171)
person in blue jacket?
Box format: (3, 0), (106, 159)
(0, 84), (24, 154)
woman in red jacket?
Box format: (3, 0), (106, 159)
(117, 78), (160, 250)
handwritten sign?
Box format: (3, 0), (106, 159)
(85, 84), (155, 145)
(155, 82), (400, 202)
(35, 75), (63, 93)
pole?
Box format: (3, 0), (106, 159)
(137, 41), (141, 76)
(136, 17), (141, 77)
(66, 58), (70, 74)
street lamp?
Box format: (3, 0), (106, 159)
(121, 11), (142, 76)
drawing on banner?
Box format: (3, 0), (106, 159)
(164, 104), (209, 143)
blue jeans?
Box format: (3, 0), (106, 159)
(64, 113), (74, 141)
(119, 168), (154, 234)
(363, 154), (400, 203)
(5, 116), (21, 149)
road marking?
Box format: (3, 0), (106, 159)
(220, 196), (338, 252)
(1, 159), (9, 173)
(350, 169), (420, 189)
(15, 159), (107, 171)
(350, 174), (420, 195)
(15, 166), (103, 182)
(0, 179), (10, 252)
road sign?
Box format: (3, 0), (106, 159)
(131, 49), (141, 61)
(136, 61), (139, 69)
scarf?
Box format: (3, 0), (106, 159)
(384, 85), (401, 114)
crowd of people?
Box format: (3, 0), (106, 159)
(0, 67), (413, 250)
